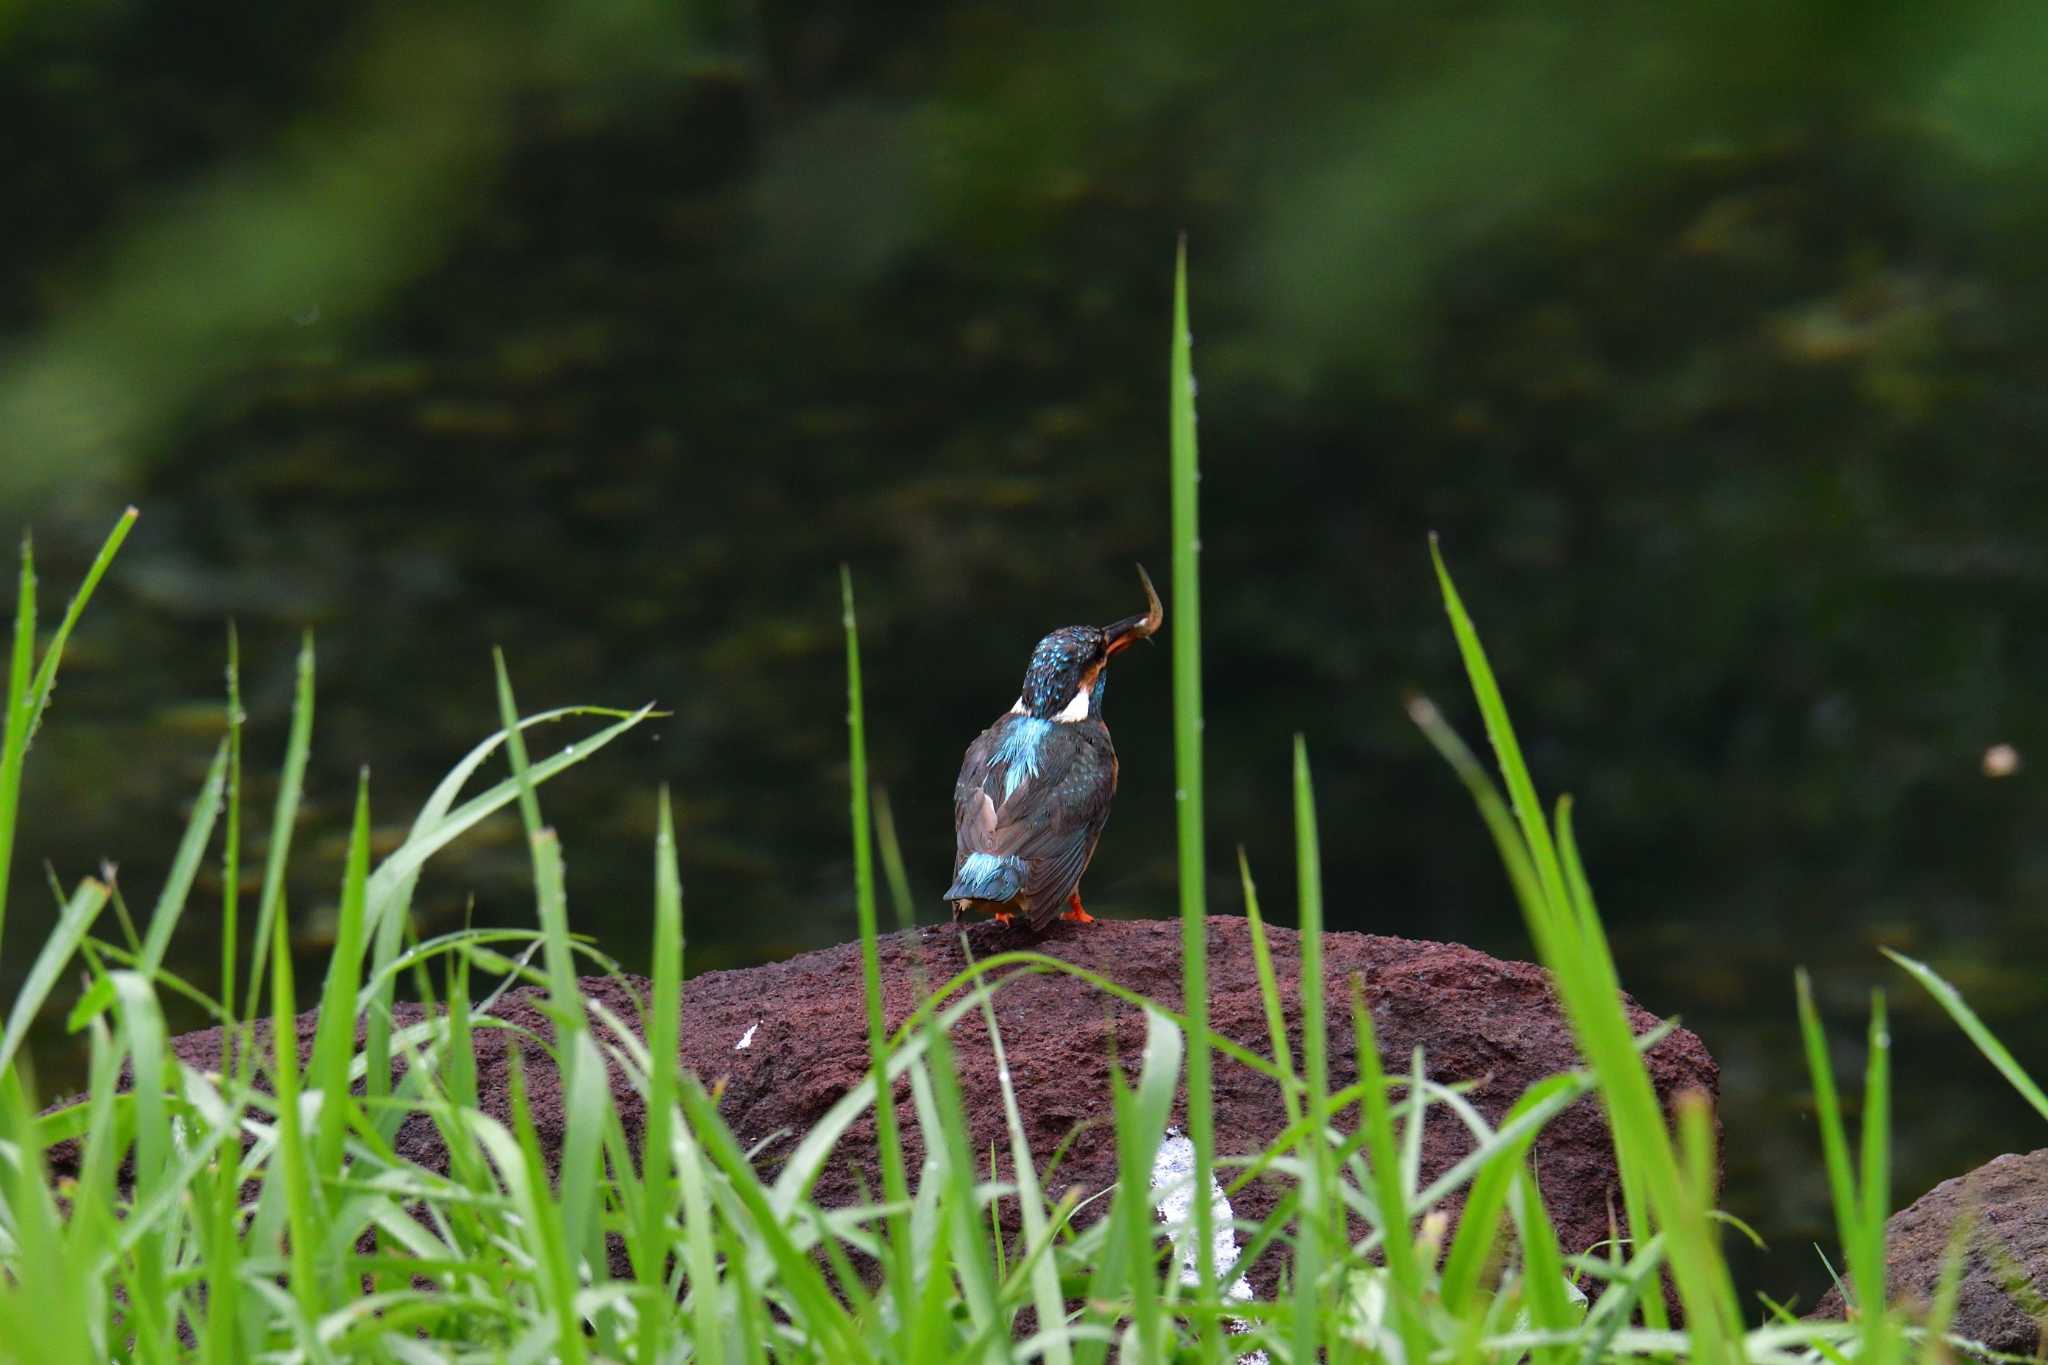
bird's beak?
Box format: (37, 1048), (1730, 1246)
(1103, 564), (1164, 657)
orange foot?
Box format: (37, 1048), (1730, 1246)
(1059, 889), (1095, 924)
(992, 909), (1015, 926)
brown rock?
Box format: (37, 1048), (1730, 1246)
(1814, 1148), (2048, 1355)
(50, 916), (1717, 1288)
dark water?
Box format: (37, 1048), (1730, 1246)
(7, 0), (2048, 1311)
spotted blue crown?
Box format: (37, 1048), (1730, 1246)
(1020, 626), (1106, 719)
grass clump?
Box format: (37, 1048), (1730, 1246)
(0, 262), (2021, 1362)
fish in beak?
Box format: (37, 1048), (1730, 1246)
(1102, 564), (1164, 657)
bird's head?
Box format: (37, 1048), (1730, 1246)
(1014, 565), (1163, 723)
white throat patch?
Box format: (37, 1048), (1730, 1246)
(1053, 685), (1093, 723)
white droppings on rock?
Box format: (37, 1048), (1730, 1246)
(1150, 1127), (1266, 1363)
(734, 1021), (759, 1051)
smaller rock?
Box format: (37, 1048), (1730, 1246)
(1814, 1147), (2048, 1356)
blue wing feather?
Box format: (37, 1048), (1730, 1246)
(950, 713), (1117, 927)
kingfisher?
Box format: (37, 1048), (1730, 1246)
(944, 566), (1163, 930)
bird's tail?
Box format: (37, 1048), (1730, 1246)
(944, 851), (1023, 903)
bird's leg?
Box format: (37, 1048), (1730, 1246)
(1059, 889), (1095, 924)
(992, 908), (1015, 927)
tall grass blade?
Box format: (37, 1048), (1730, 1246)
(496, 1056), (589, 1365)
(872, 784), (917, 933)
(0, 509), (135, 971)
(1883, 947), (2048, 1123)
(109, 966), (177, 1354)
(1796, 969), (1869, 1311)
(1292, 737), (1337, 1359)
(908, 993), (999, 1347)
(840, 566), (915, 1335)
(310, 770), (373, 1174)
(967, 973), (1073, 1365)
(1236, 852), (1300, 1125)
(1440, 1072), (1583, 1316)
(677, 1075), (871, 1364)
(22, 509), (137, 740)
(491, 651), (582, 1025)
(134, 740), (230, 981)
(1090, 1006), (1183, 1361)
(1167, 234), (1218, 1336)
(0, 1062), (93, 1365)
(242, 633), (315, 1025)
(0, 535), (36, 971)
(633, 785), (685, 1364)
(268, 908), (326, 1329)
(221, 622), (244, 1026)
(1349, 976), (1432, 1365)
(1857, 990), (1891, 1345)
(1508, 1164), (1581, 1362)
(0, 875), (110, 1074)
(362, 703), (651, 930)
(1427, 540), (1740, 1355)
(1427, 536), (1568, 915)
(490, 652), (608, 1296)
(674, 1103), (726, 1365)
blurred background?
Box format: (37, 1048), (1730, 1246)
(6, 0), (2048, 1308)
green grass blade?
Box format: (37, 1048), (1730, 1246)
(108, 965), (176, 1359)
(1556, 793), (1660, 1330)
(1427, 535), (1568, 913)
(1510, 1164), (1582, 1361)
(268, 907), (326, 1329)
(675, 1106), (726, 1365)
(0, 533), (38, 969)
(0, 1059), (94, 1365)
(1349, 976), (1432, 1365)
(1168, 233), (1217, 1338)
(909, 997), (999, 1346)
(872, 784), (917, 934)
(242, 632), (316, 1025)
(1236, 849), (1301, 1130)
(1092, 1006), (1182, 1360)
(492, 649), (547, 837)
(1427, 542), (1740, 1355)
(138, 741), (229, 980)
(310, 770), (373, 1175)
(633, 785), (685, 1364)
(1857, 989), (1891, 1342)
(1441, 1072), (1583, 1316)
(1796, 969), (1867, 1311)
(362, 703), (651, 931)
(491, 651), (583, 1027)
(1292, 737), (1337, 1359)
(494, 1055), (589, 1365)
(556, 1027), (608, 1294)
(22, 509), (137, 739)
(0, 510), (134, 972)
(0, 875), (110, 1073)
(220, 622), (245, 1019)
(1925, 1212), (1974, 1346)
(969, 974), (1073, 1365)
(841, 566), (914, 1337)
(1883, 947), (2048, 1122)
(678, 1076), (871, 1365)
(1407, 694), (1549, 928)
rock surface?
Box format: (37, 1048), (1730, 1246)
(1814, 1148), (2048, 1355)
(51, 916), (1716, 1288)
